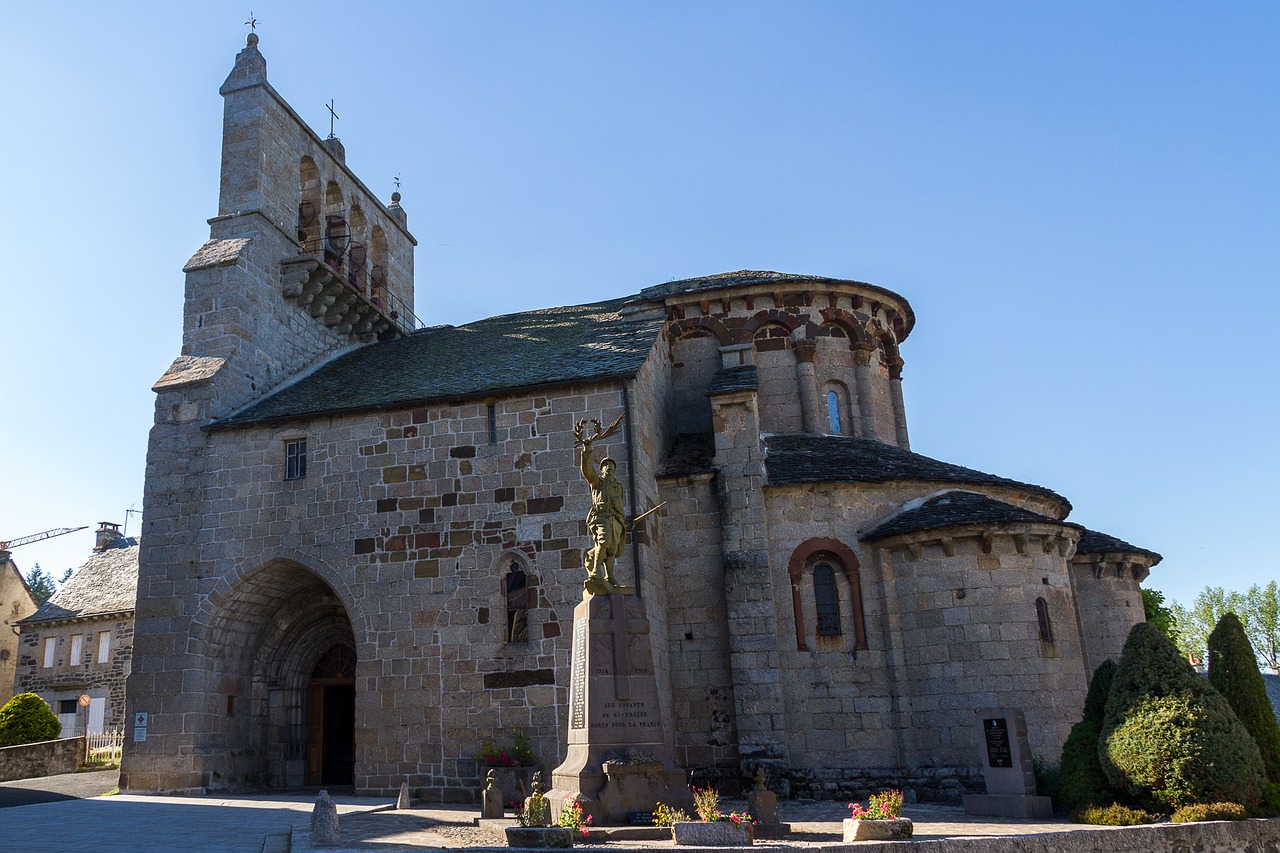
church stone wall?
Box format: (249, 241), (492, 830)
(1069, 559), (1148, 676)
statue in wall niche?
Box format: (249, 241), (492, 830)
(574, 414), (663, 596)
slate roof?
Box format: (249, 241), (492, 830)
(19, 538), (139, 625)
(862, 490), (1081, 541)
(1263, 674), (1280, 727)
(213, 298), (665, 430)
(763, 434), (1070, 510)
(1075, 529), (1162, 563)
(708, 365), (758, 394)
(635, 270), (912, 318)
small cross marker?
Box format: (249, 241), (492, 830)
(245, 12), (257, 31)
(325, 99), (340, 139)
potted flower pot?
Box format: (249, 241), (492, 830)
(843, 817), (913, 841)
(672, 821), (754, 846)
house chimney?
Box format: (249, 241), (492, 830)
(94, 522), (122, 551)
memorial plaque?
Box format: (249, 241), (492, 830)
(628, 811), (655, 826)
(570, 620), (588, 729)
(983, 717), (1011, 768)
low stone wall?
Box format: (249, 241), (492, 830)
(0, 737), (84, 783)
(824, 818), (1280, 853)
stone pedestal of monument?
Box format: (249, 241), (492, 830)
(548, 593), (693, 825)
(961, 707), (1053, 819)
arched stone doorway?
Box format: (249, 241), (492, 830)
(306, 644), (356, 785)
(201, 559), (358, 790)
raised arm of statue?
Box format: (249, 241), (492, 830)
(579, 439), (599, 488)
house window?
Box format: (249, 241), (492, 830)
(58, 699), (77, 715)
(70, 635), (84, 666)
(285, 439), (307, 480)
(42, 637), (55, 668)
(97, 631), (111, 664)
(1036, 597), (1054, 643)
(505, 563), (529, 643)
(813, 563), (842, 636)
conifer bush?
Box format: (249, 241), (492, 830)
(1100, 622), (1265, 810)
(1208, 612), (1280, 783)
(1057, 660), (1119, 811)
(0, 693), (61, 747)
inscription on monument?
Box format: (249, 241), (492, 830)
(570, 620), (588, 729)
(588, 700), (661, 732)
(983, 717), (1011, 768)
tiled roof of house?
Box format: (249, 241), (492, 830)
(763, 434), (1070, 511)
(1263, 674), (1280, 727)
(1075, 529), (1162, 564)
(861, 490), (1082, 541)
(19, 538), (139, 624)
(212, 297), (665, 430)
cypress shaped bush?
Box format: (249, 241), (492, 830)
(1100, 621), (1265, 810)
(1208, 612), (1280, 783)
(1057, 660), (1118, 811)
(0, 692), (61, 747)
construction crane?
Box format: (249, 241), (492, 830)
(0, 526), (88, 552)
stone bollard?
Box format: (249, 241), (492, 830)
(398, 781), (412, 810)
(482, 769), (505, 820)
(310, 789), (340, 846)
(746, 767), (778, 825)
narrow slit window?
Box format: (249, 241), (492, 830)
(827, 391), (842, 434)
(488, 403), (497, 445)
(506, 564), (529, 643)
(813, 562), (842, 636)
(285, 439), (307, 480)
(1036, 597), (1054, 643)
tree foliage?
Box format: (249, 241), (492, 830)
(1171, 586), (1245, 665)
(1243, 582), (1280, 673)
(1172, 583), (1280, 671)
(1142, 588), (1177, 643)
(1208, 612), (1280, 783)
(1100, 622), (1265, 810)
(22, 564), (57, 606)
(0, 693), (62, 747)
(1057, 661), (1120, 812)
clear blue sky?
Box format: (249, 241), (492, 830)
(1, 2), (1276, 610)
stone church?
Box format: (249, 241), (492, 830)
(119, 35), (1160, 800)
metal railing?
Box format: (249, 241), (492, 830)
(298, 235), (424, 335)
(87, 727), (124, 764)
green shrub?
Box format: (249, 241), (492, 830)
(1058, 719), (1114, 811)
(1082, 659), (1117, 726)
(1264, 782), (1280, 816)
(1072, 803), (1157, 826)
(1170, 802), (1247, 823)
(1208, 613), (1280, 783)
(0, 693), (61, 747)
(1101, 622), (1265, 810)
(1103, 691), (1264, 810)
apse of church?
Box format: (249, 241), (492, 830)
(120, 35), (1159, 802)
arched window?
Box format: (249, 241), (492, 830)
(787, 539), (868, 653)
(505, 563), (529, 643)
(1036, 597), (1054, 643)
(813, 562), (841, 636)
(826, 391), (842, 434)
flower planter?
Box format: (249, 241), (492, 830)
(842, 817), (913, 841)
(504, 826), (576, 848)
(672, 821), (754, 846)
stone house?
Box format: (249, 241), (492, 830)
(119, 35), (1160, 800)
(0, 552), (39, 704)
(14, 524), (137, 736)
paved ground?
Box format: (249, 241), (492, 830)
(0, 777), (1101, 853)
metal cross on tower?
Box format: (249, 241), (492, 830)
(245, 11), (257, 31)
(326, 100), (340, 139)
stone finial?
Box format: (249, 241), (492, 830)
(310, 789), (340, 845)
(753, 767), (767, 791)
(530, 771), (543, 796)
(391, 191), (402, 205)
(397, 781), (411, 809)
(221, 29), (267, 95)
(485, 769), (496, 791)
(247, 32), (259, 47)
